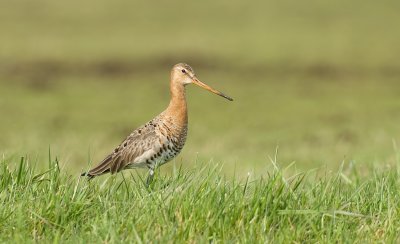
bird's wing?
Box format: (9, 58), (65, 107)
(85, 122), (159, 177)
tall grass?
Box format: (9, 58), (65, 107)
(1, 155), (399, 242)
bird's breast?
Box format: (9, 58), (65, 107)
(154, 119), (188, 164)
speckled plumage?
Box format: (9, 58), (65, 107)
(85, 114), (187, 178)
(82, 63), (232, 182)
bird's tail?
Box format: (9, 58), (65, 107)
(80, 154), (113, 179)
(80, 171), (95, 179)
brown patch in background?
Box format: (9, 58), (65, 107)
(0, 57), (399, 88)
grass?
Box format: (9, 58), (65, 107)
(1, 155), (400, 242)
(1, 0), (399, 67)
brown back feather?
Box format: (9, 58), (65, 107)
(85, 119), (159, 178)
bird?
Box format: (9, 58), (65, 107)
(81, 63), (233, 185)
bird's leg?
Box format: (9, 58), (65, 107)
(146, 168), (155, 187)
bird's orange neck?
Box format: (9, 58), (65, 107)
(165, 82), (188, 125)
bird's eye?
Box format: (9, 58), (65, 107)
(181, 69), (186, 73)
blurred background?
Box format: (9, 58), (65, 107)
(0, 0), (399, 176)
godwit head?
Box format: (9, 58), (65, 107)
(170, 63), (233, 101)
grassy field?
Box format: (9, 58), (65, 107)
(1, 0), (400, 173)
(1, 0), (400, 242)
(1, 73), (400, 176)
(1, 156), (400, 242)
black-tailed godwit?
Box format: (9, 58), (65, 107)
(81, 63), (233, 184)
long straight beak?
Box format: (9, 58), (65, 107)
(192, 77), (233, 101)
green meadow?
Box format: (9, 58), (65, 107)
(1, 0), (400, 242)
(1, 157), (400, 242)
